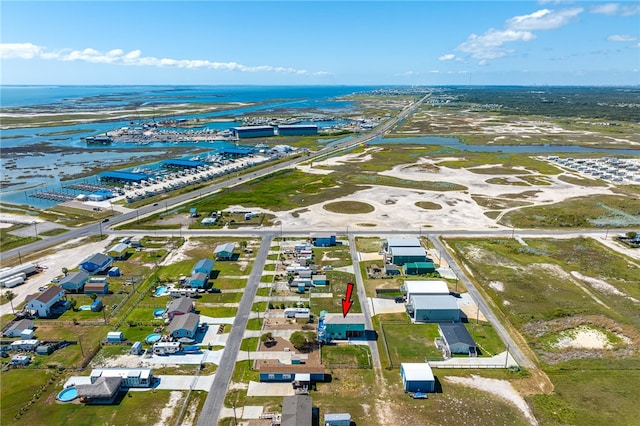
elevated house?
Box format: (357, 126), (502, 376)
(188, 272), (208, 288)
(166, 297), (194, 320)
(167, 313), (200, 339)
(26, 286), (65, 317)
(319, 313), (366, 342)
(79, 253), (113, 274)
(59, 271), (90, 293)
(191, 258), (214, 275)
(214, 243), (235, 260)
(107, 243), (129, 260)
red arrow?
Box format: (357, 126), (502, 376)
(342, 282), (354, 317)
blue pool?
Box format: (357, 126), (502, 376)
(146, 333), (161, 344)
(154, 286), (168, 296)
(78, 305), (91, 311)
(153, 309), (165, 317)
(57, 386), (78, 402)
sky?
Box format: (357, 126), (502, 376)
(1, 1), (639, 86)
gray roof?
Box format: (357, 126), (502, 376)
(439, 323), (476, 347)
(81, 252), (112, 266)
(167, 313), (200, 334)
(34, 286), (65, 304)
(281, 395), (312, 426)
(166, 297), (193, 314)
(214, 242), (235, 255)
(390, 246), (426, 257)
(108, 243), (129, 254)
(189, 272), (208, 283)
(76, 376), (122, 399)
(60, 271), (89, 286)
(410, 295), (459, 310)
(324, 313), (366, 325)
(3, 319), (34, 335)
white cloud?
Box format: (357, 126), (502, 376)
(0, 42), (43, 59)
(607, 34), (638, 42)
(0, 43), (327, 76)
(506, 7), (583, 30)
(438, 53), (456, 61)
(591, 3), (640, 16)
(456, 29), (535, 59)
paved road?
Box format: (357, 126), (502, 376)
(196, 233), (273, 425)
(428, 236), (535, 368)
(348, 234), (382, 369)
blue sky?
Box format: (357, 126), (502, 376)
(1, 1), (639, 86)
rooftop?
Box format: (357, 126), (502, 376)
(323, 313), (366, 325)
(401, 363), (435, 381)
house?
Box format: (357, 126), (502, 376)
(319, 313), (366, 342)
(130, 342), (143, 355)
(191, 258), (214, 276)
(84, 281), (109, 295)
(407, 295), (460, 323)
(107, 243), (129, 260)
(404, 280), (450, 301)
(90, 368), (154, 388)
(166, 297), (194, 320)
(59, 271), (89, 293)
(311, 274), (327, 286)
(281, 395), (313, 426)
(2, 319), (34, 338)
(404, 261), (436, 275)
(258, 362), (325, 383)
(214, 243), (235, 260)
(76, 376), (122, 404)
(324, 413), (351, 426)
(439, 323), (477, 356)
(310, 232), (336, 247)
(400, 363), (435, 393)
(27, 286), (65, 317)
(167, 313), (200, 339)
(290, 278), (312, 288)
(390, 246), (428, 266)
(188, 272), (208, 289)
(79, 253), (113, 274)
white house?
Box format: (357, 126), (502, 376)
(27, 286), (65, 317)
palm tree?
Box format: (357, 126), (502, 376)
(4, 290), (16, 314)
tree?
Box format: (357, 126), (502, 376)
(289, 331), (317, 352)
(89, 293), (98, 302)
(4, 290), (15, 314)
(260, 332), (275, 347)
(62, 267), (69, 276)
(68, 299), (77, 311)
(626, 231), (637, 239)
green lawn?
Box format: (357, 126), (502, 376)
(381, 322), (442, 365)
(321, 344), (371, 368)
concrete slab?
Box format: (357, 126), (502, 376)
(370, 297), (406, 315)
(243, 330), (261, 338)
(437, 266), (457, 280)
(242, 405), (265, 419)
(247, 381), (295, 397)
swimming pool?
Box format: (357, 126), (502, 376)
(153, 309), (165, 317)
(78, 305), (91, 311)
(154, 286), (168, 296)
(146, 333), (161, 344)
(57, 386), (78, 402)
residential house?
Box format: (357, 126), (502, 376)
(407, 295), (460, 323)
(2, 319), (34, 338)
(281, 395), (313, 426)
(60, 271), (90, 293)
(167, 313), (200, 339)
(439, 323), (477, 356)
(319, 313), (366, 342)
(166, 297), (194, 320)
(213, 243), (235, 260)
(79, 253), (113, 274)
(26, 286), (65, 317)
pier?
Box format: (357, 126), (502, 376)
(63, 183), (113, 192)
(29, 191), (77, 202)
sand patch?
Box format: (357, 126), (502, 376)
(489, 281), (504, 292)
(554, 326), (613, 350)
(154, 391), (184, 426)
(570, 271), (638, 303)
(445, 375), (538, 425)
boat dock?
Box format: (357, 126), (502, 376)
(63, 183), (113, 192)
(29, 191), (77, 202)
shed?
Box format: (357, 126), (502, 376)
(59, 271), (90, 293)
(131, 341), (143, 355)
(312, 275), (327, 286)
(84, 282), (109, 295)
(214, 243), (235, 260)
(400, 363), (435, 393)
(439, 323), (477, 356)
(106, 331), (124, 342)
(324, 413), (351, 426)
(36, 345), (53, 355)
(384, 264), (400, 275)
(107, 267), (121, 277)
(91, 299), (103, 312)
(407, 295), (460, 323)
(20, 329), (35, 339)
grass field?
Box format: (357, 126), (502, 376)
(446, 236), (640, 424)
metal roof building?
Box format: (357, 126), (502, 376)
(232, 126), (275, 139)
(277, 124), (318, 136)
(400, 363), (435, 393)
(404, 280), (450, 300)
(407, 295), (460, 323)
(161, 159), (205, 169)
(99, 171), (150, 183)
(390, 246), (428, 266)
(439, 323), (477, 355)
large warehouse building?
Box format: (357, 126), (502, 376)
(277, 124), (318, 136)
(232, 126), (275, 139)
(407, 295), (460, 323)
